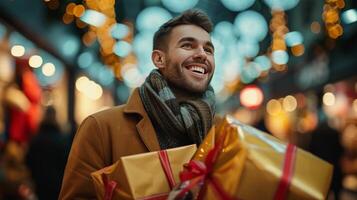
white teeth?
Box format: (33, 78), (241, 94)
(190, 66), (205, 74)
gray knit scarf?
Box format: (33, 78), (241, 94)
(139, 70), (216, 149)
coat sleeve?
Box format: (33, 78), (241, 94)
(59, 116), (109, 200)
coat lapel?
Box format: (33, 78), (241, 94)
(123, 88), (161, 152)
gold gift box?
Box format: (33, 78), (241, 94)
(190, 116), (333, 200)
(91, 144), (197, 200)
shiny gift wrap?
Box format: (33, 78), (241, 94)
(91, 145), (197, 200)
(171, 116), (333, 200)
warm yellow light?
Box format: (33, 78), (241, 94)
(42, 63), (56, 76)
(11, 45), (25, 57)
(324, 10), (339, 24)
(310, 21), (321, 33)
(66, 2), (76, 15)
(29, 55), (43, 68)
(267, 99), (282, 116)
(283, 95), (297, 112)
(63, 13), (74, 24)
(87, 81), (103, 100)
(76, 18), (87, 28)
(76, 76), (103, 100)
(291, 44), (304, 56)
(353, 99), (357, 113)
(328, 24), (343, 38)
(82, 31), (96, 46)
(76, 76), (89, 92)
(73, 5), (85, 17)
(323, 92), (335, 106)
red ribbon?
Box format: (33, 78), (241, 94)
(177, 139), (237, 200)
(158, 150), (177, 189)
(101, 173), (118, 200)
(274, 143), (297, 200)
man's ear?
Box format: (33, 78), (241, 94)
(152, 50), (166, 69)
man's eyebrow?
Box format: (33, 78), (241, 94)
(178, 37), (215, 50)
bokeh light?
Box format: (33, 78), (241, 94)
(77, 52), (94, 68)
(271, 50), (289, 65)
(282, 95), (297, 112)
(234, 10), (268, 41)
(323, 92), (335, 106)
(80, 10), (107, 27)
(113, 41), (132, 57)
(263, 0), (300, 11)
(161, 0), (199, 13)
(342, 9), (357, 24)
(220, 0), (256, 11)
(254, 55), (271, 71)
(267, 99), (282, 116)
(285, 31), (303, 47)
(42, 62), (56, 77)
(110, 23), (130, 39)
(240, 85), (264, 109)
(29, 55), (43, 68)
(136, 7), (172, 32)
(11, 45), (25, 57)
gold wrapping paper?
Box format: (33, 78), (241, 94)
(191, 116), (333, 200)
(91, 144), (197, 200)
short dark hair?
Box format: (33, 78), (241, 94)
(153, 9), (213, 51)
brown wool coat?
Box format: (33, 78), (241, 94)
(59, 88), (220, 199)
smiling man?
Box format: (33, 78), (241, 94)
(59, 9), (217, 199)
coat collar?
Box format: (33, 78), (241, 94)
(123, 88), (161, 152)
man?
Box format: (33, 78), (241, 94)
(59, 9), (217, 199)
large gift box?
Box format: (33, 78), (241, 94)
(171, 116), (333, 200)
(91, 144), (197, 200)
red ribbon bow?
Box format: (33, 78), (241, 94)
(177, 139), (237, 200)
(102, 174), (118, 200)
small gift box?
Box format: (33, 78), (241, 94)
(91, 144), (197, 200)
(170, 116), (333, 200)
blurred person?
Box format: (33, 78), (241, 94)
(26, 106), (70, 200)
(308, 95), (344, 200)
(60, 9), (218, 199)
(309, 121), (344, 200)
(7, 58), (42, 146)
(340, 119), (357, 193)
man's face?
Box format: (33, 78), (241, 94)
(160, 24), (215, 93)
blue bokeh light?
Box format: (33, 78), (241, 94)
(254, 55), (271, 71)
(62, 36), (80, 57)
(136, 6), (172, 32)
(113, 41), (132, 57)
(80, 10), (106, 27)
(263, 0), (299, 11)
(272, 50), (289, 65)
(111, 23), (130, 39)
(220, 0), (256, 12)
(342, 9), (357, 24)
(98, 66), (115, 86)
(161, 0), (199, 13)
(285, 31), (303, 47)
(234, 10), (268, 42)
(77, 52), (94, 69)
(236, 39), (260, 58)
(213, 21), (236, 44)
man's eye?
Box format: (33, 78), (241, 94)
(182, 43), (192, 48)
(204, 48), (213, 54)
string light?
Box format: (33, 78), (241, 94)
(323, 0), (345, 39)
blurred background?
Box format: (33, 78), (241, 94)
(0, 0), (356, 199)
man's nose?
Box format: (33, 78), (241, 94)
(193, 46), (207, 61)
